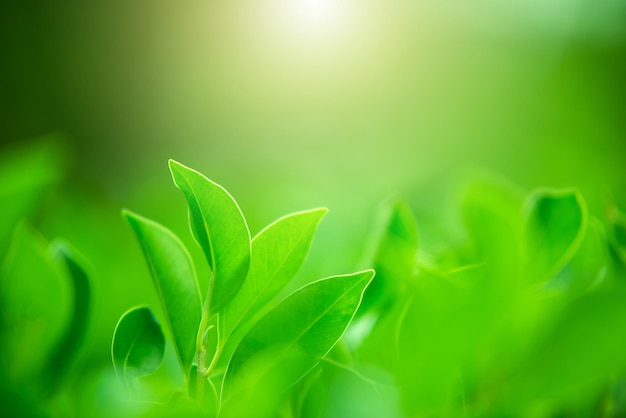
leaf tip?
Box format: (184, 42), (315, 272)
(168, 158), (183, 171)
(362, 268), (376, 282)
(121, 210), (150, 236)
(121, 208), (143, 224)
(316, 207), (330, 216)
(49, 238), (71, 259)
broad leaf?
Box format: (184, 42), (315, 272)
(112, 306), (165, 388)
(360, 200), (418, 314)
(220, 208), (327, 342)
(169, 160), (251, 314)
(524, 189), (587, 282)
(123, 210), (201, 374)
(223, 270), (375, 398)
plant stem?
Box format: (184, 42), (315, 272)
(197, 348), (207, 402)
(195, 288), (212, 402)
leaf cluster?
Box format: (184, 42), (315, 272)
(114, 161), (374, 417)
(351, 179), (626, 417)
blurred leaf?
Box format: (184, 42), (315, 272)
(524, 188), (587, 283)
(0, 223), (71, 384)
(462, 177), (524, 291)
(607, 202), (626, 266)
(169, 160), (251, 315)
(220, 208), (327, 342)
(0, 138), (65, 256)
(219, 367), (291, 418)
(299, 359), (402, 418)
(504, 290), (626, 413)
(45, 240), (92, 392)
(123, 210), (201, 375)
(112, 306), (166, 390)
(223, 270), (375, 398)
(360, 200), (418, 314)
(353, 297), (411, 374)
(396, 276), (474, 416)
(547, 219), (607, 295)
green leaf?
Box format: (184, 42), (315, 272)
(220, 208), (327, 342)
(223, 270), (375, 399)
(45, 240), (92, 390)
(169, 160), (251, 315)
(361, 200), (418, 314)
(547, 219), (607, 295)
(524, 188), (587, 282)
(299, 359), (403, 418)
(462, 178), (524, 285)
(506, 290), (626, 410)
(0, 223), (71, 382)
(122, 210), (201, 375)
(0, 137), (65, 256)
(396, 276), (473, 415)
(608, 202), (626, 266)
(112, 306), (166, 389)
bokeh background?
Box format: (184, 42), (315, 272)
(1, 0), (626, 415)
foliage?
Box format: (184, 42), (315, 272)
(114, 161), (374, 416)
(2, 146), (626, 418)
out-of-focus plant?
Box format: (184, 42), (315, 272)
(111, 164), (626, 418)
(0, 140), (94, 418)
(4, 141), (626, 418)
(348, 178), (626, 418)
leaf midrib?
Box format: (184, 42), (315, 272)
(143, 235), (193, 372)
(227, 274), (368, 391)
(223, 220), (317, 341)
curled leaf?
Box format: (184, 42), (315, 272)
(112, 306), (165, 389)
(524, 189), (587, 282)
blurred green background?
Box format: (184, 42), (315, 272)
(1, 0), (626, 416)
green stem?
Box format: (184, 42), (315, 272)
(196, 348), (207, 402)
(195, 314), (209, 401)
(195, 284), (213, 402)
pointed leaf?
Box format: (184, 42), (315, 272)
(524, 189), (587, 282)
(112, 306), (165, 388)
(223, 270), (375, 398)
(169, 160), (251, 314)
(123, 210), (201, 374)
(220, 208), (327, 342)
(361, 200), (418, 314)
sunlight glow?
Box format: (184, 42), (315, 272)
(285, 0), (349, 38)
(294, 0), (340, 27)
